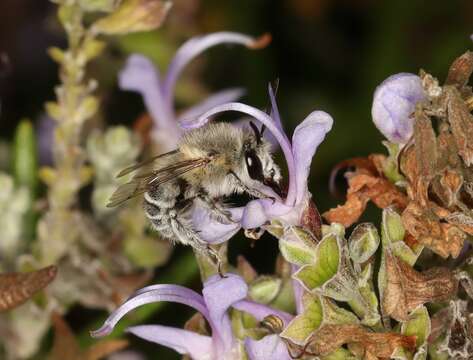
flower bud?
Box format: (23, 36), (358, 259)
(372, 73), (426, 143)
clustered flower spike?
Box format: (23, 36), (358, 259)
(119, 31), (270, 151)
(371, 72), (426, 143)
(91, 274), (292, 360)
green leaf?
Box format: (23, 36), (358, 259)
(403, 307), (430, 346)
(278, 226), (318, 266)
(249, 276), (282, 304)
(81, 38), (106, 63)
(75, 96), (99, 123)
(381, 207), (422, 266)
(382, 141), (405, 183)
(320, 296), (360, 325)
(45, 101), (62, 121)
(280, 293), (323, 345)
(93, 0), (171, 35)
(349, 223), (380, 263)
(293, 233), (339, 290)
(79, 0), (120, 12)
(13, 119), (38, 241)
(48, 47), (66, 64)
(321, 347), (358, 360)
(382, 207), (405, 245)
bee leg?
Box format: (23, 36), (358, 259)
(205, 245), (226, 278)
(168, 215), (226, 277)
(229, 171), (276, 202)
(198, 194), (236, 224)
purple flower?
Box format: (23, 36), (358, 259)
(371, 73), (426, 144)
(184, 85), (333, 231)
(91, 274), (291, 360)
(119, 32), (270, 151)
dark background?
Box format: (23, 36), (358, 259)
(1, 0), (473, 358)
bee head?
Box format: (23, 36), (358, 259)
(243, 122), (283, 196)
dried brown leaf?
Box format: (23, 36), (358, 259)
(85, 339), (129, 360)
(445, 51), (473, 87)
(402, 202), (465, 258)
(97, 269), (152, 306)
(306, 324), (416, 358)
(300, 199), (322, 240)
(383, 253), (457, 321)
(50, 313), (82, 360)
(445, 86), (473, 167)
(50, 313), (128, 360)
(237, 255), (258, 283)
(323, 170), (408, 227)
(0, 265), (57, 312)
(184, 312), (209, 336)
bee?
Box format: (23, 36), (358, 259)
(107, 121), (282, 270)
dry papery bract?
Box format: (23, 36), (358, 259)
(286, 323), (416, 359)
(429, 300), (473, 358)
(49, 313), (128, 360)
(324, 51), (473, 259)
(0, 265), (57, 312)
(382, 252), (457, 321)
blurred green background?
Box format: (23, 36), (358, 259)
(1, 0), (473, 358)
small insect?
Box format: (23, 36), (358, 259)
(108, 122), (282, 271)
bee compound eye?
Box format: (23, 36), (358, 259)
(245, 150), (264, 181)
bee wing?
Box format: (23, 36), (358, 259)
(116, 149), (179, 178)
(107, 156), (210, 208)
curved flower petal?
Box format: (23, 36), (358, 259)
(241, 200), (268, 229)
(191, 206), (243, 244)
(372, 73), (426, 143)
(232, 299), (293, 325)
(90, 285), (209, 338)
(202, 274), (248, 353)
(233, 118), (281, 151)
(245, 335), (291, 360)
(292, 111), (333, 204)
(188, 103), (297, 206)
(268, 83), (284, 133)
(163, 32), (270, 106)
(119, 54), (176, 131)
(127, 325), (213, 359)
(240, 199), (292, 229)
(178, 88), (245, 124)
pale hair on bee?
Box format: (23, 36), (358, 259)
(107, 121), (282, 272)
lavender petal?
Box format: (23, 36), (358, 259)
(292, 111), (333, 204)
(119, 54), (176, 130)
(202, 274), (248, 353)
(178, 88), (245, 124)
(371, 73), (426, 143)
(163, 32), (268, 106)
(90, 285), (209, 338)
(233, 299), (293, 325)
(191, 206), (243, 244)
(127, 325), (213, 358)
(245, 335), (291, 360)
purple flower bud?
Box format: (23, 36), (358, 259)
(371, 73), (426, 143)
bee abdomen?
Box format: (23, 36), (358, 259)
(144, 184), (180, 239)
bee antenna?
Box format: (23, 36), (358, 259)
(249, 121), (262, 144)
(260, 78), (280, 138)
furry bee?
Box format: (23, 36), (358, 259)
(108, 122), (282, 268)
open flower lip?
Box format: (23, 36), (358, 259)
(184, 87), (333, 230)
(91, 273), (291, 359)
(119, 31), (271, 151)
